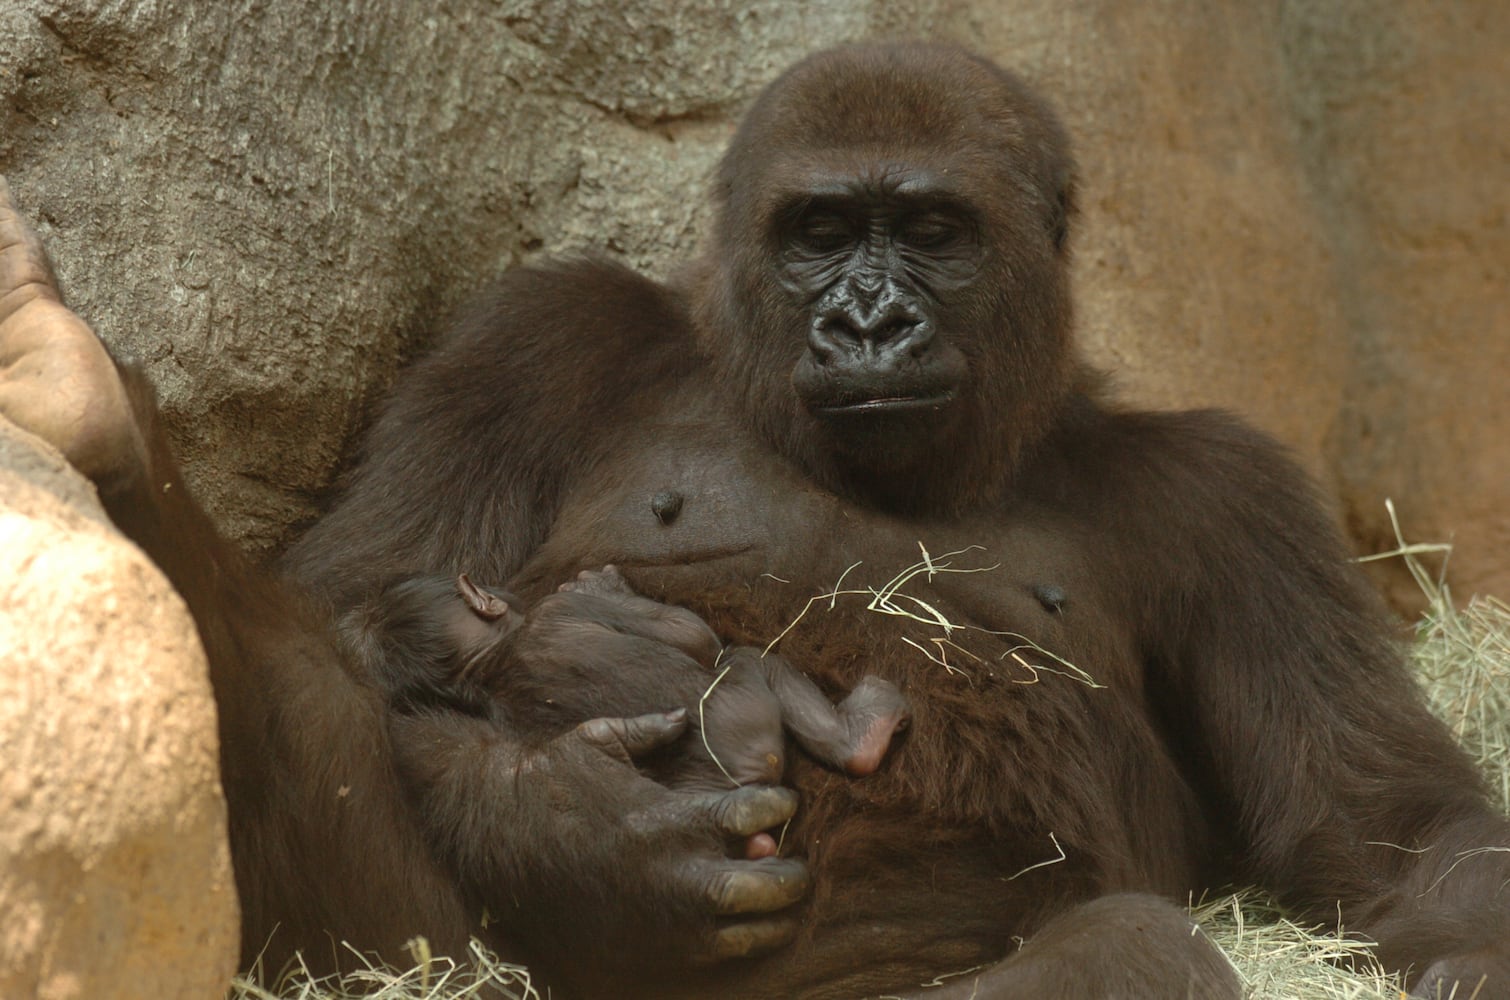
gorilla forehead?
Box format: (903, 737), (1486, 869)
(744, 43), (1028, 146)
(716, 42), (1073, 227)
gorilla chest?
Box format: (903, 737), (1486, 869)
(517, 426), (1201, 885)
(519, 425), (1138, 693)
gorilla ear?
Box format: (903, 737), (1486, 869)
(456, 573), (513, 622)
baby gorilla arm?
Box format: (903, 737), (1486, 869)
(558, 564), (723, 666)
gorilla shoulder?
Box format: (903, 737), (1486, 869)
(437, 255), (702, 390)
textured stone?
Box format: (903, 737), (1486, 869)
(0, 422), (237, 1000)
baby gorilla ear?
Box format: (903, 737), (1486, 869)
(456, 573), (516, 622)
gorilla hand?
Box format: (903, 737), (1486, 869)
(0, 175), (147, 491)
(389, 706), (810, 989)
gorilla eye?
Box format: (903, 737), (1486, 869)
(792, 212), (856, 254)
(898, 213), (965, 250)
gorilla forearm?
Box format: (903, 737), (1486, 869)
(390, 707), (809, 993)
(1131, 411), (1510, 984)
(1361, 812), (1510, 982)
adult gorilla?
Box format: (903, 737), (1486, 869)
(3, 41), (1508, 1000)
(284, 41), (1510, 998)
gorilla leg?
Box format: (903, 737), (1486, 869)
(1, 177), (810, 988)
(907, 895), (1240, 1000)
(0, 177), (476, 972)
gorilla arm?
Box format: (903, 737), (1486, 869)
(0, 178), (806, 983)
(391, 708), (807, 993)
(0, 175), (472, 971)
(282, 255), (700, 609)
(1132, 410), (1510, 998)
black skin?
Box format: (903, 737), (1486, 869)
(4, 39), (1508, 1000)
(342, 566), (912, 802)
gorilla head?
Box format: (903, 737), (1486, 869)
(693, 42), (1080, 514)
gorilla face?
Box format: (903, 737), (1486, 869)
(777, 171), (978, 464)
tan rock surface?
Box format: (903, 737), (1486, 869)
(957, 0), (1509, 608)
(0, 421), (237, 999)
(4, 1), (1501, 604)
(3, 0), (1503, 604)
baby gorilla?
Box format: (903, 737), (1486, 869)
(341, 567), (911, 794)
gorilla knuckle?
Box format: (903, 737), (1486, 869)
(710, 785), (798, 836)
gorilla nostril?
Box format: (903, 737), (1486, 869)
(874, 318), (918, 344)
(823, 316), (862, 342)
(904, 324), (934, 358)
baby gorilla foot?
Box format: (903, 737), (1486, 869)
(838, 676), (912, 776)
(558, 564), (633, 596)
(0, 176), (146, 488)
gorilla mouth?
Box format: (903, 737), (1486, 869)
(812, 392), (956, 416)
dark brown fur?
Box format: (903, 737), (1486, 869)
(342, 568), (911, 792)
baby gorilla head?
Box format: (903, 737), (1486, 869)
(337, 573), (523, 708)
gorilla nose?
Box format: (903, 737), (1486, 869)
(812, 309), (932, 362)
(820, 311), (918, 346)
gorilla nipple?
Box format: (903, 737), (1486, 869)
(1032, 583), (1068, 614)
(651, 490), (684, 525)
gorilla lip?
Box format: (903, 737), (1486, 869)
(813, 392), (955, 415)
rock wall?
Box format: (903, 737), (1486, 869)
(962, 1), (1508, 605)
(0, 0), (1504, 990)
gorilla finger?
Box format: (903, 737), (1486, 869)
(699, 918), (799, 963)
(576, 710), (688, 758)
(705, 784), (798, 836)
(705, 858), (810, 915)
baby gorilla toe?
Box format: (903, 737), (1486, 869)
(558, 564), (631, 595)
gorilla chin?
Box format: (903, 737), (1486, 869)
(794, 360), (965, 466)
(804, 400), (965, 477)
